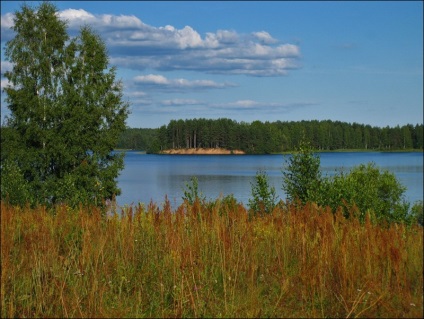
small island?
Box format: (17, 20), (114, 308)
(160, 147), (245, 155)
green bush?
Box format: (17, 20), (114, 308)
(249, 170), (278, 215)
(281, 140), (417, 225)
(282, 140), (322, 205)
(319, 163), (410, 223)
(409, 201), (423, 226)
(0, 160), (32, 206)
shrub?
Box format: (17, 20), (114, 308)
(409, 200), (423, 226)
(249, 170), (278, 215)
(281, 140), (416, 225)
(0, 160), (32, 206)
(319, 163), (410, 224)
(182, 176), (205, 205)
(282, 140), (322, 205)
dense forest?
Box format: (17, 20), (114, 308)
(116, 119), (423, 154)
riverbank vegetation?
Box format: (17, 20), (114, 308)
(116, 118), (423, 154)
(2, 144), (423, 318)
(1, 199), (422, 318)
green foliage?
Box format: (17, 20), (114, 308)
(0, 160), (32, 206)
(1, 2), (129, 207)
(248, 170), (278, 215)
(409, 201), (423, 226)
(281, 141), (417, 225)
(282, 140), (322, 205)
(116, 128), (159, 152)
(182, 176), (205, 205)
(319, 163), (410, 224)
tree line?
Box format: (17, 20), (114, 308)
(117, 118), (423, 154)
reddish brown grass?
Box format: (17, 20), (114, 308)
(1, 199), (422, 318)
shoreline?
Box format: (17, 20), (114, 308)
(115, 148), (423, 155)
(160, 148), (245, 155)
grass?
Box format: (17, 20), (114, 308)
(1, 199), (423, 318)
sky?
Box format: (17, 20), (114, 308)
(1, 1), (423, 129)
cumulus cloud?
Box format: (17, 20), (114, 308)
(109, 38), (300, 76)
(59, 9), (143, 31)
(2, 8), (301, 77)
(59, 8), (95, 23)
(134, 74), (236, 91)
(252, 31), (278, 44)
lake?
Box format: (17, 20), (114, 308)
(116, 152), (423, 208)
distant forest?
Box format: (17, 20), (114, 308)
(116, 119), (424, 154)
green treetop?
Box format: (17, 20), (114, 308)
(1, 2), (129, 207)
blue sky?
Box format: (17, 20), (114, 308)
(1, 1), (423, 128)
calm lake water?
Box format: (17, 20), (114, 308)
(116, 152), (423, 208)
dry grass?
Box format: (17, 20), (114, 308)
(1, 199), (423, 318)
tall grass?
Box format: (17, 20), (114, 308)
(1, 199), (423, 318)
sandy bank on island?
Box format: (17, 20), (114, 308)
(160, 148), (245, 155)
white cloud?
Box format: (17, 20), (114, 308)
(2, 8), (301, 77)
(135, 74), (169, 85)
(275, 44), (300, 56)
(216, 30), (239, 44)
(252, 31), (278, 44)
(59, 8), (95, 22)
(172, 26), (203, 49)
(134, 74), (236, 90)
(58, 9), (142, 30)
(57, 9), (301, 77)
(161, 99), (204, 106)
(227, 100), (260, 109)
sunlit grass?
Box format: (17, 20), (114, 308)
(1, 199), (423, 318)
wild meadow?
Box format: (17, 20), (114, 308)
(1, 198), (422, 318)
